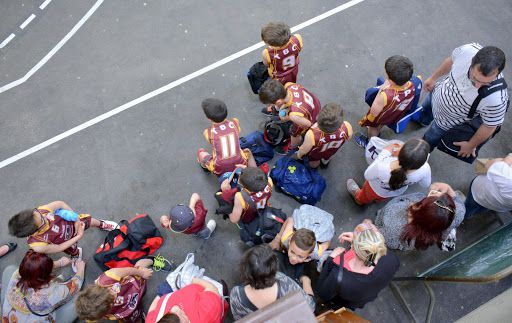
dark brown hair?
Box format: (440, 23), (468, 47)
(385, 55), (414, 86)
(389, 138), (429, 190)
(261, 22), (291, 47)
(8, 209), (38, 237)
(471, 46), (506, 75)
(240, 167), (268, 192)
(317, 103), (344, 133)
(75, 285), (116, 321)
(202, 98), (228, 123)
(240, 244), (278, 289)
(291, 228), (316, 252)
(259, 79), (287, 104)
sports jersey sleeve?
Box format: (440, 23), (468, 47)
(235, 192), (246, 209)
(304, 129), (315, 146)
(97, 271), (122, 286)
(268, 177), (274, 188)
(263, 48), (271, 65)
(232, 118), (241, 132)
(344, 121), (353, 138)
(295, 34), (303, 48)
(289, 105), (305, 118)
(203, 128), (210, 142)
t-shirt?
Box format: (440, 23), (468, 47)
(432, 43), (508, 131)
(472, 161), (512, 212)
(229, 272), (315, 320)
(95, 271), (146, 322)
(145, 284), (223, 323)
(184, 199), (207, 234)
(315, 252), (400, 309)
(364, 150), (432, 198)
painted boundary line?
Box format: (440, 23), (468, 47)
(0, 0), (104, 93)
(0, 0), (366, 170)
(20, 14), (37, 30)
(40, 0), (53, 10)
(0, 34), (16, 49)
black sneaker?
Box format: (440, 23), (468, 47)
(261, 105), (279, 116)
(274, 143), (290, 155)
(353, 132), (369, 149)
(320, 159), (330, 169)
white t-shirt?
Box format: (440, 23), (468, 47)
(432, 43), (508, 131)
(364, 150), (432, 198)
(472, 161), (512, 212)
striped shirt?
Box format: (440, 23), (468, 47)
(432, 43), (508, 131)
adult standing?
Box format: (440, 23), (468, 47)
(419, 43), (508, 158)
(465, 154), (512, 219)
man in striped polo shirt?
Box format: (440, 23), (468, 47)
(419, 43), (508, 158)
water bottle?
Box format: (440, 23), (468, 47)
(54, 208), (79, 221)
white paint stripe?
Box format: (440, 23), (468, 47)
(0, 0), (104, 94)
(0, 33), (16, 49)
(0, 0), (366, 170)
(39, 0), (53, 10)
(20, 14), (36, 30)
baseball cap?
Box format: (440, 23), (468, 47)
(169, 204), (194, 232)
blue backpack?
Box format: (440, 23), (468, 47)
(240, 131), (274, 166)
(270, 156), (326, 205)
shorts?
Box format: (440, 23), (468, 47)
(289, 123), (308, 137)
(184, 199), (207, 234)
(204, 149), (250, 175)
(65, 214), (92, 256)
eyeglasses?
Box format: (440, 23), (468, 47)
(434, 200), (455, 214)
(468, 68), (493, 87)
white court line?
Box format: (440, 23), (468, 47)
(20, 14), (37, 30)
(0, 0), (366, 170)
(0, 0), (104, 94)
(39, 0), (53, 10)
(0, 33), (16, 49)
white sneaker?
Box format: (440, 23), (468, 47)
(99, 220), (119, 231)
(206, 220), (216, 234)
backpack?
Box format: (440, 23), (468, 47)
(240, 131), (274, 165)
(239, 206), (287, 246)
(94, 214), (163, 270)
(264, 119), (291, 147)
(270, 155), (326, 205)
(247, 62), (270, 94)
(365, 75), (423, 134)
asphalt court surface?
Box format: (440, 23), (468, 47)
(1, 0), (512, 322)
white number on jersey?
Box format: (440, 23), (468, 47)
(302, 90), (315, 108)
(282, 56), (295, 70)
(219, 133), (237, 160)
(320, 140), (343, 152)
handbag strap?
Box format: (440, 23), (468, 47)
(336, 252), (345, 294)
(468, 78), (508, 119)
(22, 288), (69, 317)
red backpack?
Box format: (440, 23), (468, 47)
(94, 214), (163, 270)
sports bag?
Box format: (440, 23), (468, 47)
(264, 119), (291, 147)
(270, 155), (326, 205)
(239, 206), (287, 246)
(247, 62), (269, 94)
(94, 214), (163, 270)
(240, 131), (274, 165)
(437, 78), (508, 164)
(365, 137), (403, 165)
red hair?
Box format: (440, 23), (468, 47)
(400, 194), (455, 250)
(17, 250), (54, 292)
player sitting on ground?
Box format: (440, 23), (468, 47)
(355, 55), (416, 147)
(261, 22), (303, 84)
(222, 166), (273, 225)
(293, 103), (352, 168)
(259, 79), (321, 149)
(197, 98), (256, 176)
(8, 200), (118, 256)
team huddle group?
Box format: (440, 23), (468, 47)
(1, 22), (511, 323)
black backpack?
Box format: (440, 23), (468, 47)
(247, 62), (269, 94)
(264, 119), (291, 147)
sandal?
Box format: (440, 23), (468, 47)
(0, 242), (17, 259)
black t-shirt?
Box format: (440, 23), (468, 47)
(315, 251), (400, 309)
(274, 251), (304, 284)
